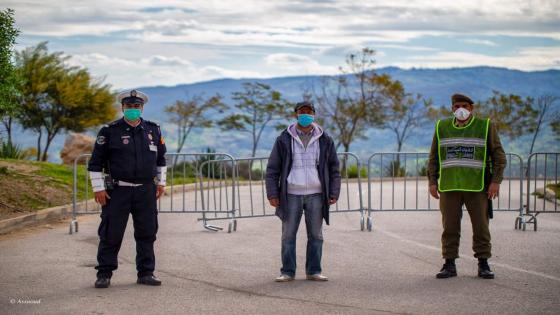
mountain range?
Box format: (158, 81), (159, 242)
(10, 66), (560, 162)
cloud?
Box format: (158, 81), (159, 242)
(143, 55), (193, 66)
(265, 53), (338, 75)
(463, 39), (498, 47)
(386, 46), (560, 70)
(7, 0), (560, 87)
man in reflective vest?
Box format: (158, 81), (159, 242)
(428, 93), (507, 279)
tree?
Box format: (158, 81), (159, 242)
(380, 85), (434, 153)
(526, 95), (559, 154)
(314, 48), (396, 153)
(0, 8), (21, 145)
(218, 82), (291, 157)
(478, 91), (534, 139)
(15, 42), (116, 161)
(165, 94), (226, 163)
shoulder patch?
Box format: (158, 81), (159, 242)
(96, 135), (106, 145)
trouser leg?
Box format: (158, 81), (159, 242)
(131, 183), (158, 278)
(96, 186), (131, 278)
(464, 191), (492, 259)
(304, 194), (324, 275)
(281, 194), (303, 277)
(440, 191), (464, 259)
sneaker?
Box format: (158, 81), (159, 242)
(306, 274), (328, 281)
(274, 274), (294, 282)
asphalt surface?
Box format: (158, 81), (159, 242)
(1, 182), (560, 315)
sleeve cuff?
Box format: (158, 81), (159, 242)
(89, 171), (105, 192)
(157, 166), (167, 186)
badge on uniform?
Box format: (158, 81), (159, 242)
(96, 136), (106, 145)
(149, 145), (157, 152)
(148, 133), (153, 141)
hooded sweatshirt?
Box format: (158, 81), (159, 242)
(286, 122), (324, 195)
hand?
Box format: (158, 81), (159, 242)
(429, 184), (440, 199)
(94, 190), (111, 206)
(269, 198), (280, 207)
(329, 198), (337, 205)
(156, 185), (165, 199)
(487, 182), (500, 199)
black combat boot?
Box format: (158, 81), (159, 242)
(478, 258), (495, 279)
(436, 259), (457, 279)
(94, 276), (111, 288)
(137, 274), (162, 286)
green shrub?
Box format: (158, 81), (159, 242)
(0, 142), (25, 159)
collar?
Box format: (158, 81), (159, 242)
(120, 117), (145, 130)
(296, 126), (314, 136)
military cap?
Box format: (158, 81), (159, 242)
(294, 101), (316, 112)
(116, 89), (149, 105)
(451, 93), (474, 105)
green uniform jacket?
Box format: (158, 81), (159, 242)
(428, 117), (507, 187)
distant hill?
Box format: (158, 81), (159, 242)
(10, 66), (560, 162)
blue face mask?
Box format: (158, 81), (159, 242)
(297, 114), (314, 127)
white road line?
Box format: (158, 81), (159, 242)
(378, 228), (560, 282)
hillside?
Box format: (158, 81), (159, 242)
(0, 159), (89, 220)
(8, 66), (560, 161)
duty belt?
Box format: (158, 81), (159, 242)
(117, 180), (144, 187)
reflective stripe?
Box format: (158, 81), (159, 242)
(157, 166), (167, 186)
(441, 159), (484, 169)
(439, 137), (486, 147)
(89, 171), (105, 192)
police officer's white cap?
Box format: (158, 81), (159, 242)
(116, 89), (149, 105)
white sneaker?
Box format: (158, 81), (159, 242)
(306, 274), (328, 281)
(275, 274), (294, 282)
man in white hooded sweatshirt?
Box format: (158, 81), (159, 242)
(266, 101), (341, 282)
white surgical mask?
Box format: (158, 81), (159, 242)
(454, 108), (471, 121)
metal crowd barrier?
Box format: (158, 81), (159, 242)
(69, 152), (237, 234)
(196, 152), (366, 229)
(366, 152), (524, 231)
(516, 152), (560, 231)
(70, 150), (544, 235)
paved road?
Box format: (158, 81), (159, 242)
(1, 183), (560, 314)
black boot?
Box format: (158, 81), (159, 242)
(436, 259), (457, 279)
(94, 276), (111, 288)
(478, 259), (495, 279)
(137, 275), (162, 286)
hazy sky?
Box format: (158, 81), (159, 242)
(5, 0), (560, 88)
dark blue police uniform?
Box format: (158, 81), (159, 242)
(88, 117), (167, 278)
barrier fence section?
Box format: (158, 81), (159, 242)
(69, 152), (237, 234)
(71, 151), (556, 235)
(197, 152), (366, 230)
(516, 152), (560, 231)
(366, 152), (524, 232)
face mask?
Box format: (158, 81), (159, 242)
(123, 108), (142, 121)
(297, 114), (314, 127)
(454, 108), (471, 121)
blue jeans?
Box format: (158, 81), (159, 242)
(281, 193), (324, 277)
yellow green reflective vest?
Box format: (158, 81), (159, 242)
(436, 116), (490, 192)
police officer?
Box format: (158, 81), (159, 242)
(88, 89), (167, 288)
(428, 93), (506, 279)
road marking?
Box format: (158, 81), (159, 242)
(378, 228), (560, 282)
